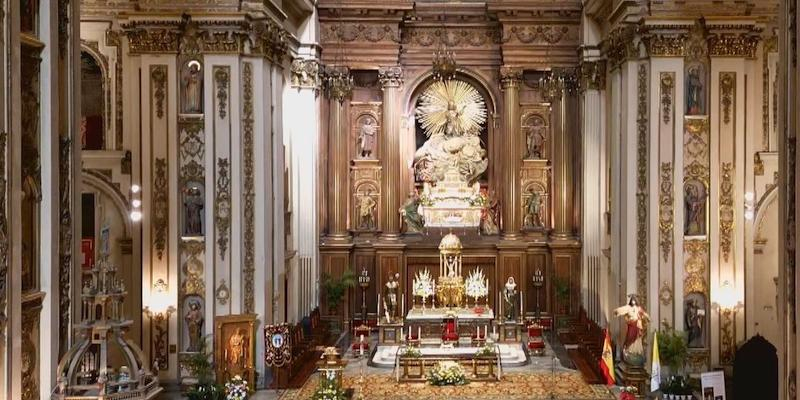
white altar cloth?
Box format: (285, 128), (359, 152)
(370, 343), (528, 368)
(405, 308), (495, 321)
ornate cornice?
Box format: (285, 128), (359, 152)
(499, 66), (523, 89)
(643, 33), (688, 57)
(579, 60), (606, 91)
(708, 33), (760, 58)
(290, 58), (321, 89)
(601, 24), (638, 67)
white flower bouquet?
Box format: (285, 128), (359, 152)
(224, 375), (248, 400)
(427, 361), (468, 386)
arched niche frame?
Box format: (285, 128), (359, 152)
(746, 185), (782, 347)
(80, 44), (112, 151)
(400, 69), (499, 194)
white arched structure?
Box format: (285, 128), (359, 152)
(747, 185), (781, 351)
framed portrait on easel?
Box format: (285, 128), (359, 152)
(214, 313), (258, 391)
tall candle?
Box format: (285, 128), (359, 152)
(418, 326), (422, 340)
(521, 292), (524, 318)
(402, 294), (405, 316)
(401, 327), (404, 339)
(378, 293), (381, 317)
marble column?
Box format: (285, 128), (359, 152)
(550, 72), (577, 240)
(379, 66), (403, 239)
(326, 72), (352, 240)
(500, 66), (523, 239)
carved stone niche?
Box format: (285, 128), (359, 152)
(521, 160), (551, 235)
(520, 107), (550, 161)
(350, 102), (382, 161)
(350, 161), (382, 234)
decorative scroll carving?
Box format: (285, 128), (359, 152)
(785, 136), (796, 335)
(241, 62), (255, 313)
(579, 60), (606, 91)
(707, 33), (760, 58)
(215, 158), (231, 259)
(58, 0), (70, 56)
(58, 137), (73, 355)
(179, 120), (205, 185)
(719, 308), (735, 364)
(660, 73), (674, 124)
(290, 58), (320, 89)
(0, 132), (7, 340)
(181, 239), (205, 297)
(684, 240), (709, 295)
(719, 163), (734, 262)
(153, 158), (168, 259)
(322, 23), (400, 44)
(659, 162), (674, 262)
(754, 152), (765, 176)
(214, 66), (229, 119)
(502, 25), (576, 45)
(762, 36), (778, 151)
(636, 63), (649, 307)
(401, 26), (501, 48)
(720, 72), (735, 125)
(151, 65), (167, 119)
(659, 281), (673, 307)
(644, 34), (688, 57)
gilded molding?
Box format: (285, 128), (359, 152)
(0, 132), (7, 340)
(150, 65), (167, 119)
(58, 137), (73, 355)
(214, 66), (230, 119)
(499, 66), (523, 89)
(684, 239), (709, 295)
(242, 62), (255, 314)
(660, 73), (674, 124)
(708, 33), (760, 58)
(181, 239), (205, 297)
(762, 37), (776, 151)
(720, 72), (735, 125)
(153, 158), (168, 259)
(719, 308), (735, 364)
(215, 157), (231, 260)
(644, 34), (688, 57)
(290, 58), (321, 89)
(216, 279), (230, 305)
(579, 60), (606, 91)
(719, 162), (734, 262)
(659, 162), (674, 262)
(659, 281), (673, 307)
(636, 63), (649, 307)
(179, 120), (205, 186)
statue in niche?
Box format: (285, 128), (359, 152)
(480, 190), (499, 235)
(525, 117), (547, 159)
(685, 294), (706, 348)
(399, 191), (424, 233)
(358, 117), (377, 159)
(686, 65), (705, 115)
(503, 277), (518, 321)
(383, 273), (400, 323)
(182, 60), (203, 114)
(684, 180), (707, 236)
(357, 190), (377, 230)
(523, 189), (544, 228)
(184, 300), (204, 352)
(613, 296), (650, 366)
(183, 185), (204, 236)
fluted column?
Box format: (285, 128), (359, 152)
(379, 66), (403, 239)
(500, 66), (523, 239)
(550, 73), (577, 239)
(326, 73), (352, 240)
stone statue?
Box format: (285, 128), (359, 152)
(399, 191), (424, 233)
(613, 296), (650, 365)
(227, 328), (247, 370)
(357, 191), (377, 230)
(183, 186), (204, 236)
(384, 273), (400, 322)
(686, 66), (703, 115)
(184, 300), (204, 352)
(183, 61), (202, 114)
(526, 119), (546, 159)
(685, 298), (705, 348)
(358, 117), (377, 159)
(684, 182), (706, 235)
(524, 190), (544, 228)
(503, 277), (518, 321)
(480, 191), (499, 235)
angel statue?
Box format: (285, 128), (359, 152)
(613, 295), (650, 366)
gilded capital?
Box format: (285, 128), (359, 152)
(290, 58), (321, 89)
(499, 66), (523, 89)
(643, 34), (688, 57)
(708, 33), (760, 58)
(379, 66), (403, 88)
(579, 60), (606, 91)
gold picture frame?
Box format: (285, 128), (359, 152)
(215, 313), (258, 390)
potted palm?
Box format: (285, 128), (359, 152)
(322, 270), (356, 316)
(554, 278), (570, 315)
(658, 327), (688, 378)
(183, 337), (225, 400)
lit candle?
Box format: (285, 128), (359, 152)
(401, 327), (404, 339)
(521, 292), (524, 318)
(418, 326), (422, 340)
(402, 294), (405, 316)
(360, 334), (364, 343)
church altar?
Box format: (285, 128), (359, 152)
(405, 307), (495, 322)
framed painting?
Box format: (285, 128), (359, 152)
(214, 313), (258, 390)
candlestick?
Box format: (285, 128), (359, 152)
(401, 327), (404, 340)
(521, 292), (524, 319)
(378, 293), (381, 319)
(402, 294), (405, 316)
(418, 326), (421, 340)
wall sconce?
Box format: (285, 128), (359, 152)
(130, 184), (143, 222)
(143, 278), (175, 371)
(744, 191), (755, 221)
(713, 280), (742, 365)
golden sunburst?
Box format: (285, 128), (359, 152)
(416, 80), (487, 138)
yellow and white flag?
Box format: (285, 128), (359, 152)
(651, 331), (661, 392)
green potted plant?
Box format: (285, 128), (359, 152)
(184, 337), (225, 400)
(554, 278), (570, 314)
(322, 270), (356, 315)
(657, 326), (689, 377)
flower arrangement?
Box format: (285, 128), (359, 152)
(413, 269), (435, 299)
(224, 375), (248, 400)
(464, 269), (488, 302)
(311, 374), (348, 400)
(619, 386), (638, 400)
(400, 346), (422, 358)
(428, 361), (468, 386)
(475, 344), (497, 358)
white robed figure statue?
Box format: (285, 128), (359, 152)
(613, 295), (650, 366)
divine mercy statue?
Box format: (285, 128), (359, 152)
(613, 296), (650, 365)
(503, 277), (518, 321)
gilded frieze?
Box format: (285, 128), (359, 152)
(720, 72), (735, 125)
(214, 66), (230, 120)
(659, 162), (674, 262)
(719, 163), (734, 262)
(644, 34), (688, 57)
(502, 25), (577, 45)
(636, 63), (649, 307)
(660, 73), (674, 124)
(321, 23), (400, 44)
(401, 26), (501, 48)
(153, 158), (169, 259)
(216, 158), (231, 260)
(150, 65), (167, 119)
(707, 33), (760, 58)
(242, 62), (255, 314)
(684, 239), (709, 295)
(181, 239), (205, 297)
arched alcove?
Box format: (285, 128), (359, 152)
(749, 186), (781, 350)
(80, 48), (108, 150)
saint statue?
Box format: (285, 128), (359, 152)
(685, 298), (705, 348)
(686, 66), (704, 115)
(358, 118), (377, 159)
(357, 191), (377, 230)
(184, 300), (204, 352)
(684, 182), (706, 235)
(526, 119), (546, 159)
(399, 191), (424, 233)
(503, 277), (518, 321)
(384, 273), (400, 323)
(613, 296), (650, 365)
(480, 191), (499, 235)
(183, 186), (204, 236)
(226, 328), (247, 370)
(183, 61), (202, 114)
(524, 190), (544, 228)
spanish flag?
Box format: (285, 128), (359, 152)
(599, 329), (615, 385)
